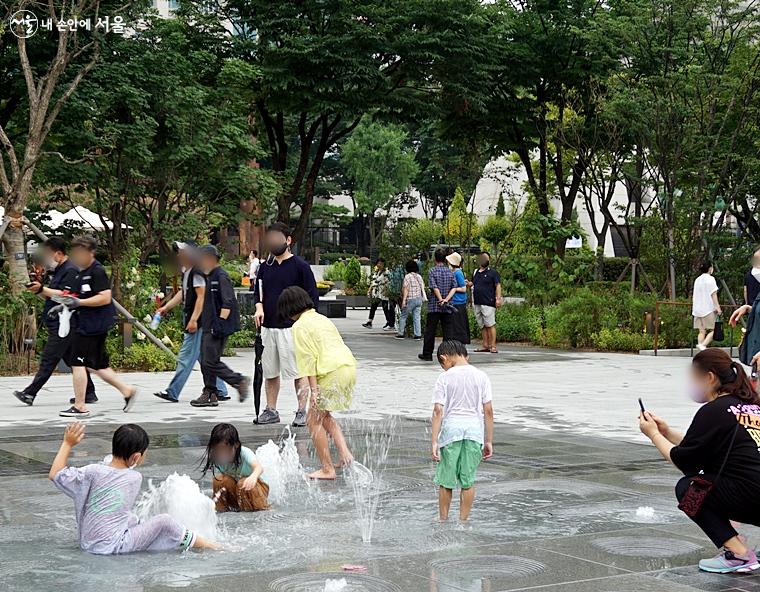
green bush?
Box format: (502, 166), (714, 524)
(542, 288), (617, 348)
(592, 328), (653, 352)
(344, 258), (362, 292)
(227, 328), (256, 348)
(109, 342), (176, 372)
(320, 252), (357, 264)
(323, 261), (346, 282)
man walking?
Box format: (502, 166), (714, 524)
(252, 222), (319, 426)
(153, 241), (228, 403)
(418, 248), (458, 361)
(192, 245), (250, 407)
(13, 237), (97, 406)
(57, 236), (137, 418)
(471, 252), (502, 353)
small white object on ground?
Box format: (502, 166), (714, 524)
(636, 506), (655, 519)
(324, 578), (348, 592)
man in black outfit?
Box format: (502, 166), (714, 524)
(13, 237), (97, 406)
(192, 245), (250, 407)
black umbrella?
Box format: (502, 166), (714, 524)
(252, 328), (264, 423)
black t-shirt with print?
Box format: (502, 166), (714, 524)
(73, 260), (117, 335)
(670, 394), (760, 490)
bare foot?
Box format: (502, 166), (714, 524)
(335, 452), (354, 469)
(308, 468), (337, 480)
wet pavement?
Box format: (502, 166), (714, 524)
(2, 416), (760, 592)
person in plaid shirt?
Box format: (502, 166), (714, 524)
(419, 249), (458, 361)
(396, 260), (427, 339)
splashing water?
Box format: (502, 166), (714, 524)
(635, 506), (656, 521)
(323, 578), (348, 592)
(346, 417), (398, 543)
(255, 426), (309, 506)
(135, 473), (218, 540)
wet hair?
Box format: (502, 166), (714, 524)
(405, 260), (418, 273)
(200, 423), (242, 477)
(437, 339), (469, 363)
(267, 221), (291, 237)
(278, 286), (314, 321)
(43, 237), (67, 254)
(692, 349), (760, 404)
(434, 248), (447, 263)
(70, 235), (97, 252)
(112, 424), (150, 459)
(699, 260), (713, 274)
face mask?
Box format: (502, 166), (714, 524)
(688, 381), (709, 404)
(270, 242), (288, 257)
(752, 267), (760, 281)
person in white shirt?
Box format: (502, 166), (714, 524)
(248, 250), (261, 282)
(430, 340), (494, 522)
(692, 261), (722, 351)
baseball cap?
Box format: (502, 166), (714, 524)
(197, 244), (220, 259)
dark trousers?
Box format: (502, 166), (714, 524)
(676, 475), (760, 548)
(451, 303), (471, 344)
(200, 331), (243, 391)
(422, 311), (454, 357)
(368, 299), (395, 326)
(24, 331), (95, 397)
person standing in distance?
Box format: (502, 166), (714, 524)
(418, 248), (458, 362)
(252, 222), (320, 426)
(192, 245), (250, 407)
(153, 241), (228, 403)
(13, 237), (97, 406)
(58, 236), (137, 418)
(692, 261), (722, 351)
(470, 252), (502, 353)
(744, 248), (760, 306)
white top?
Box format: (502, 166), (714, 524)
(692, 273), (719, 317)
(432, 364), (493, 448)
(249, 258), (260, 280)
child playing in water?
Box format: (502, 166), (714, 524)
(431, 340), (494, 521)
(201, 423), (269, 511)
(50, 422), (218, 554)
(278, 286), (356, 480)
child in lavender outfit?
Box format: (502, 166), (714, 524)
(50, 422), (219, 554)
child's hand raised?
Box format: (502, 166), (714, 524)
(63, 422), (86, 446)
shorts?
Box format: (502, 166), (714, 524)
(316, 365), (356, 412)
(473, 304), (496, 329)
(116, 514), (195, 554)
(261, 327), (300, 380)
(68, 333), (110, 370)
(434, 439), (482, 489)
(694, 312), (717, 330)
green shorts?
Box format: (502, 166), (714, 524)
(434, 439), (482, 489)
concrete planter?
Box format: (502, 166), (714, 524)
(337, 294), (371, 309)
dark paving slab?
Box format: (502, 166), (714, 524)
(0, 416), (742, 592)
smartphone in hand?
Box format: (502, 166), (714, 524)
(638, 398), (646, 413)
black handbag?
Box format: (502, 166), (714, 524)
(678, 423), (738, 518)
(713, 316), (725, 342)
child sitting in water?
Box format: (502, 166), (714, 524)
(431, 340), (494, 521)
(278, 286), (356, 480)
(201, 423), (269, 512)
(50, 422), (218, 554)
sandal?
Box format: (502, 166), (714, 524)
(474, 348), (490, 353)
(490, 348), (499, 354)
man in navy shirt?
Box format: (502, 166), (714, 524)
(56, 236), (137, 418)
(252, 222), (319, 426)
(12, 237), (97, 406)
(471, 252), (502, 353)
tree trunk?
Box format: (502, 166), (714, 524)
(1, 219), (30, 291)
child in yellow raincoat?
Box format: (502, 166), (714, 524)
(277, 286), (356, 480)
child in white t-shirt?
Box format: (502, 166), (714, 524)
(430, 340), (494, 521)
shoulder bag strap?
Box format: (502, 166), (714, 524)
(714, 422), (740, 486)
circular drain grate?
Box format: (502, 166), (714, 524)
(269, 573), (402, 592)
(429, 555), (546, 579)
(631, 474), (677, 487)
(256, 512), (290, 523)
(591, 536), (702, 557)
